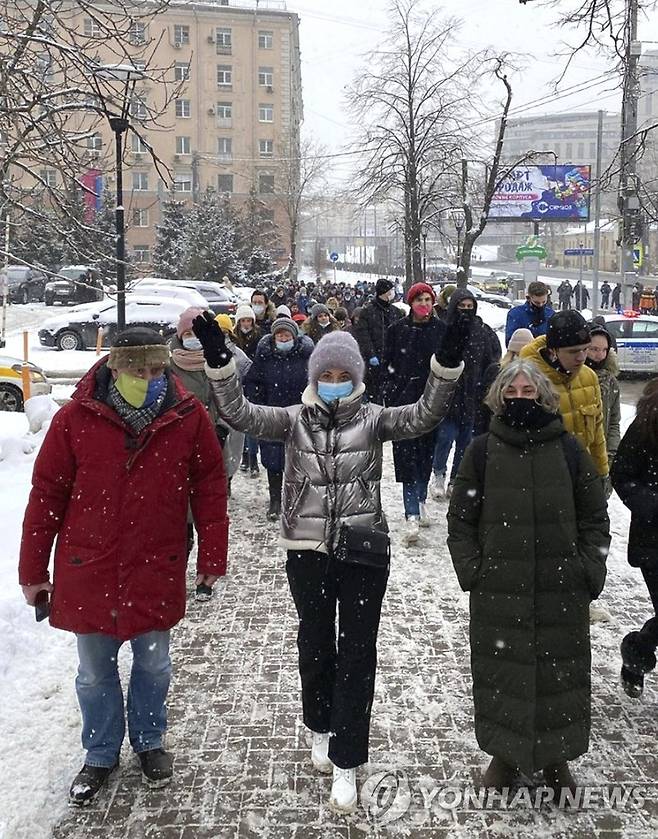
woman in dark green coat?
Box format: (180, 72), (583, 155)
(447, 359), (610, 796)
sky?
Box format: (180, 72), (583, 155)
(285, 0), (658, 181)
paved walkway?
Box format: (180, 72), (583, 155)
(54, 456), (658, 838)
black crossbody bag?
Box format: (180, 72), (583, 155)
(334, 522), (391, 570)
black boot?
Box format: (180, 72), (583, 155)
(240, 450), (249, 472)
(138, 748), (174, 788)
(249, 452), (260, 478)
(69, 761), (119, 807)
(481, 756), (516, 790)
(620, 629), (657, 698)
(267, 471), (283, 521)
(227, 477), (232, 498)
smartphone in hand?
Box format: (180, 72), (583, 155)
(35, 589), (50, 622)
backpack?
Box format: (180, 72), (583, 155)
(469, 430), (581, 489)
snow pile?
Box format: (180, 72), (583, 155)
(23, 395), (59, 434)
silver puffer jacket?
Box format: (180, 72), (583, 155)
(207, 356), (462, 554)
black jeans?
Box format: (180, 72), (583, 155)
(286, 550), (389, 769)
(639, 566), (658, 648)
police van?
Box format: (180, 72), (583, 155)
(604, 312), (658, 373)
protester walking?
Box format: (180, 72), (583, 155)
(354, 278), (403, 404)
(251, 289), (277, 334)
(600, 281), (611, 310)
(504, 281), (554, 346)
(448, 359), (610, 798)
(302, 303), (339, 344)
(192, 314), (466, 814)
(19, 328), (229, 806)
(473, 328), (533, 436)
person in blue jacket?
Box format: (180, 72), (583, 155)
(504, 281), (554, 347)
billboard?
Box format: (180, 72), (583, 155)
(490, 165), (591, 222)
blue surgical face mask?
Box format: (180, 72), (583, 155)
(317, 380), (354, 403)
(276, 339), (294, 353)
(182, 337), (202, 351)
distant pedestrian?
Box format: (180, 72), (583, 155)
(353, 278), (403, 404)
(599, 281), (611, 310)
(611, 282), (622, 311)
(557, 279), (573, 311)
(302, 303), (339, 344)
(573, 280), (589, 310)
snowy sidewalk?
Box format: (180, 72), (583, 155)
(52, 454), (658, 839)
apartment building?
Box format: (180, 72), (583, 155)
(64, 0), (303, 267)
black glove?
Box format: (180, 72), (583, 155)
(436, 314), (472, 368)
(192, 311), (232, 369)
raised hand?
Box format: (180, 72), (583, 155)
(192, 311), (232, 368)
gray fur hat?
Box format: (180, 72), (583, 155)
(308, 331), (365, 386)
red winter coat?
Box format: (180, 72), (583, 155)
(19, 360), (229, 640)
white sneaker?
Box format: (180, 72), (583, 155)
(310, 731), (332, 773)
(329, 765), (357, 814)
(418, 502), (431, 527)
(403, 516), (420, 545)
(431, 473), (446, 499)
(589, 602), (612, 623)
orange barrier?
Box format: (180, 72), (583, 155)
(21, 330), (31, 401)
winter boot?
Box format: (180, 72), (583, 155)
(621, 665), (644, 698)
(481, 756), (516, 790)
(267, 471), (283, 521)
(195, 582), (213, 602)
(431, 472), (447, 500)
(240, 450), (249, 472)
(543, 762), (578, 801)
(620, 630), (657, 698)
(227, 477), (232, 498)
(310, 731), (333, 773)
(249, 452), (260, 478)
(138, 748), (174, 788)
(69, 761), (118, 807)
(402, 516), (421, 546)
(329, 765), (358, 814)
(418, 502), (431, 527)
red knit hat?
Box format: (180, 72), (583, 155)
(406, 282), (436, 305)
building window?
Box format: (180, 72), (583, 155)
(133, 246), (150, 264)
(132, 172), (149, 191)
(258, 173), (274, 194)
(40, 169), (57, 188)
(589, 142), (596, 158)
(176, 136), (191, 155)
(130, 97), (148, 119)
(173, 173), (193, 193)
(217, 137), (232, 161)
(174, 61), (191, 82)
(258, 67), (274, 87)
(260, 208), (275, 225)
(132, 208), (150, 228)
(216, 28), (232, 53)
(217, 174), (233, 193)
(129, 22), (147, 45)
(258, 30), (273, 49)
(577, 142), (584, 159)
(216, 102), (232, 127)
(565, 142), (573, 159)
(87, 133), (103, 151)
(217, 65), (232, 87)
(173, 24), (190, 46)
(83, 18), (101, 37)
(131, 135), (148, 153)
(258, 104), (273, 123)
(259, 139), (273, 158)
(175, 98), (191, 118)
(553, 143), (561, 158)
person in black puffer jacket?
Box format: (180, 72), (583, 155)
(611, 378), (658, 698)
(354, 278), (403, 404)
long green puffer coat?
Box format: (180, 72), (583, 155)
(447, 416), (610, 774)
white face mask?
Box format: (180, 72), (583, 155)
(252, 303), (266, 316)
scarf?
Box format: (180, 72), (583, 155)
(172, 347), (206, 371)
(107, 380), (168, 436)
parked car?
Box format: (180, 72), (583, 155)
(127, 284), (208, 309)
(38, 296), (189, 351)
(604, 313), (658, 373)
(0, 355), (51, 411)
(1, 265), (47, 304)
(44, 265), (104, 306)
(131, 278), (238, 315)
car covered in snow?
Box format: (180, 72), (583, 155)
(0, 355), (51, 411)
(1, 265), (48, 304)
(130, 278), (238, 315)
(38, 296), (189, 351)
(604, 312), (658, 373)
(126, 283), (208, 309)
(44, 265), (104, 306)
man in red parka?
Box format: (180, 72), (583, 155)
(19, 327), (229, 806)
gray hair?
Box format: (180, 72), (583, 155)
(485, 359), (560, 416)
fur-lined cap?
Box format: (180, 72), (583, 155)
(108, 327), (170, 369)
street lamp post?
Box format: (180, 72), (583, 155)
(422, 229), (428, 281)
(453, 211), (465, 277)
(94, 64), (146, 332)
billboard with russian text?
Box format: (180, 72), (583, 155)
(490, 165), (591, 221)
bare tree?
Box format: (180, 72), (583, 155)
(0, 0), (179, 276)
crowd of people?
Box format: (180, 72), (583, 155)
(16, 273), (658, 817)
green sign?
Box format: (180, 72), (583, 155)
(516, 244), (547, 261)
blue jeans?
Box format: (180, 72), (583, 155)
(403, 480), (428, 518)
(433, 418), (473, 482)
(75, 631), (171, 768)
(245, 435), (258, 457)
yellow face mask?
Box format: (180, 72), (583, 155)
(115, 373), (166, 408)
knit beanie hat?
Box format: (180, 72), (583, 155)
(310, 303), (330, 319)
(407, 282), (436, 305)
(235, 304), (256, 323)
(333, 306), (348, 322)
(546, 310), (591, 349)
(215, 313), (235, 334)
(376, 278), (394, 296)
(508, 328), (534, 354)
(176, 306), (206, 338)
(271, 316), (300, 338)
(275, 304), (292, 318)
(108, 327), (170, 369)
(308, 331), (365, 387)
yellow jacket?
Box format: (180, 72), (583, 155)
(520, 336), (608, 476)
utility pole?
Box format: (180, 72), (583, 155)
(592, 109), (604, 316)
(619, 0), (642, 301)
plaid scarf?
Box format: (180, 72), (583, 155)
(107, 380), (168, 436)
